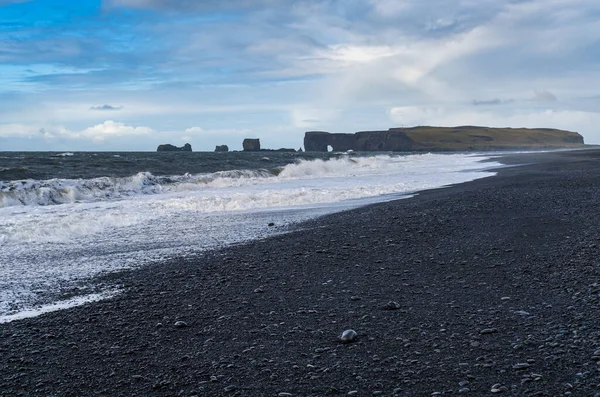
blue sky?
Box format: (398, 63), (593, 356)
(1, 0), (600, 151)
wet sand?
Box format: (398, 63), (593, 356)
(1, 149), (600, 396)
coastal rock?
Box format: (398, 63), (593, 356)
(157, 143), (192, 152)
(339, 329), (358, 344)
(243, 138), (261, 151)
(381, 301), (402, 310)
(215, 145), (229, 152)
(303, 126), (584, 152)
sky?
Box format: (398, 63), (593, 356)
(1, 0), (599, 151)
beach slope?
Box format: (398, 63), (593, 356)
(1, 149), (600, 396)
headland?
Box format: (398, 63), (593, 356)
(305, 126), (584, 152)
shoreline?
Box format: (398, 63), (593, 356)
(1, 149), (600, 396)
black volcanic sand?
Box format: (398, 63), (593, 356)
(2, 149), (600, 397)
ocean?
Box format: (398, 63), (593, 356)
(0, 151), (500, 322)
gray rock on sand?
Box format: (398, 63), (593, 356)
(490, 383), (508, 393)
(174, 321), (188, 328)
(339, 329), (358, 344)
(381, 301), (402, 310)
(480, 328), (498, 334)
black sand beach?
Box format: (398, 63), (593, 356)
(1, 149), (600, 396)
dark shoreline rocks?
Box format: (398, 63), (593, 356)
(1, 149), (600, 396)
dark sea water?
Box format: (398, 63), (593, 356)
(0, 151), (338, 181)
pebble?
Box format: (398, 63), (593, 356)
(512, 363), (531, 370)
(348, 392), (358, 396)
(253, 287), (265, 293)
(173, 321), (188, 328)
(490, 384), (508, 393)
(458, 387), (470, 393)
(382, 301), (402, 310)
(278, 393), (292, 397)
(480, 328), (498, 334)
(339, 329), (358, 344)
(224, 385), (236, 392)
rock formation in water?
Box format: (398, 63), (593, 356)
(304, 126), (585, 152)
(243, 139), (261, 151)
(157, 143), (192, 152)
(215, 145), (229, 152)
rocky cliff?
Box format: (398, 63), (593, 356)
(157, 143), (192, 152)
(304, 126), (584, 152)
(243, 139), (261, 151)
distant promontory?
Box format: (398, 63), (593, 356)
(304, 126), (585, 152)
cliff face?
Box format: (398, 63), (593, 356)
(304, 127), (584, 152)
(304, 130), (415, 151)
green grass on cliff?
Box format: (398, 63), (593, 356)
(400, 126), (584, 151)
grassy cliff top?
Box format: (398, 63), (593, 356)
(395, 126), (584, 150)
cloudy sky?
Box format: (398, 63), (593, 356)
(1, 0), (599, 151)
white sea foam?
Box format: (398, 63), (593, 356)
(0, 154), (489, 209)
(0, 153), (501, 321)
(0, 290), (119, 324)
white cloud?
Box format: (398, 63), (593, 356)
(184, 126), (204, 134)
(79, 121), (154, 142)
(0, 121), (154, 142)
(290, 107), (341, 129)
(370, 0), (410, 18)
(326, 45), (398, 64)
(0, 123), (70, 139)
(388, 106), (446, 126)
(184, 126), (252, 135)
(532, 90), (558, 102)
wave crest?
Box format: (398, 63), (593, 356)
(0, 169), (277, 208)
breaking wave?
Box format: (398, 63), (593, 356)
(0, 155), (402, 208)
(0, 168), (276, 208)
(0, 154), (491, 209)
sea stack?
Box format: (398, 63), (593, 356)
(242, 138), (261, 151)
(157, 143), (192, 152)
